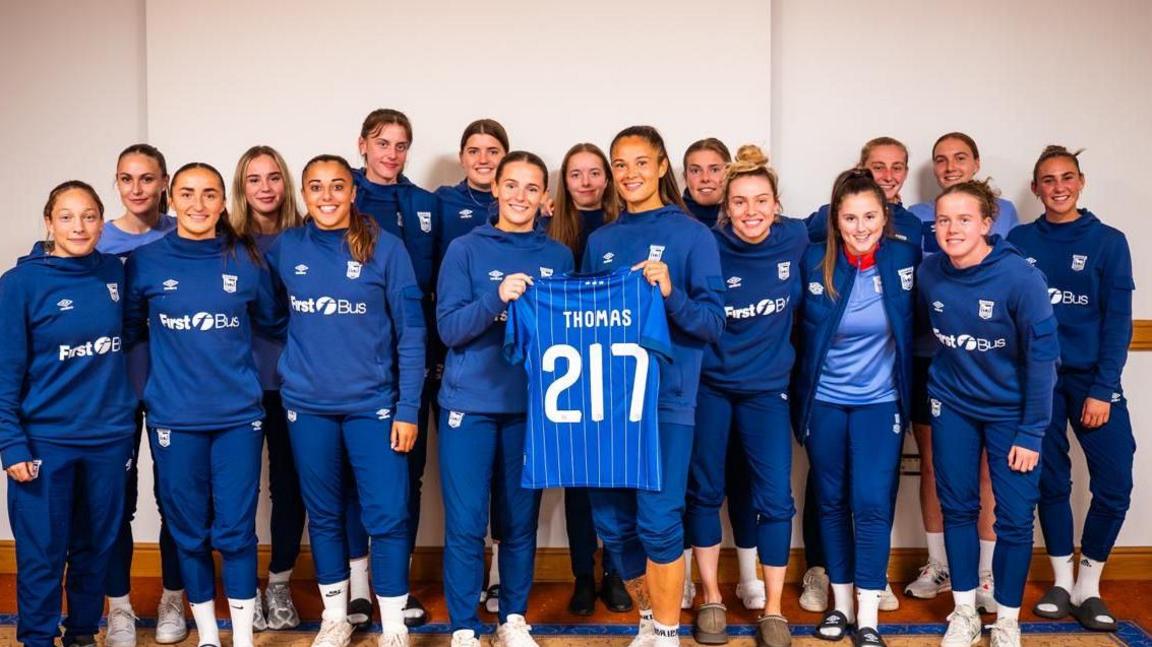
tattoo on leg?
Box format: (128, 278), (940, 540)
(626, 575), (652, 609)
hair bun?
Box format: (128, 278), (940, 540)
(734, 144), (769, 167)
(1041, 144), (1070, 156)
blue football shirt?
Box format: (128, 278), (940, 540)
(505, 269), (672, 490)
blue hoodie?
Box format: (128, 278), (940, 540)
(793, 239), (920, 440)
(805, 202), (923, 248)
(917, 236), (1060, 450)
(683, 191), (721, 229)
(0, 249), (135, 466)
(267, 221), (426, 422)
(703, 217), (808, 393)
(1007, 209), (1133, 401)
(124, 233), (283, 432)
(352, 170), (439, 294)
(435, 180), (497, 263)
(582, 205), (726, 425)
(252, 233), (284, 390)
(540, 208), (606, 270)
(909, 198), (1019, 254)
(437, 221), (574, 414)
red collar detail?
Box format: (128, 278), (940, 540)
(843, 242), (879, 270)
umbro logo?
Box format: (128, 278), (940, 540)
(57, 299), (74, 311)
(932, 301), (945, 312)
(602, 252), (615, 264)
(488, 270), (504, 281)
(162, 279), (179, 291)
(294, 264), (309, 276)
(726, 276), (743, 289)
(459, 209), (473, 220)
(377, 408), (391, 420)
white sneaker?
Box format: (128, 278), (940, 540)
(451, 629), (482, 647)
(253, 589), (267, 632)
(154, 593), (188, 644)
(989, 617), (1020, 647)
(104, 607), (138, 647)
(485, 584), (501, 614)
(940, 605), (982, 646)
(880, 582), (900, 611)
(681, 580), (696, 610)
(266, 582), (301, 629)
(905, 559), (952, 599)
(311, 618), (354, 647)
(976, 570), (998, 614)
(628, 617), (656, 647)
(736, 579), (767, 610)
(377, 625), (410, 647)
(799, 566), (829, 613)
(493, 614), (538, 647)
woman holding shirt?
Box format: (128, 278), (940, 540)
(436, 151), (574, 647)
(919, 180), (1058, 647)
(230, 145), (305, 631)
(266, 154), (425, 647)
(124, 163), (282, 647)
(685, 145), (807, 647)
(794, 169), (918, 647)
(1009, 146), (1134, 633)
(582, 125), (726, 647)
(1, 181), (136, 647)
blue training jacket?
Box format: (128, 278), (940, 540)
(793, 238), (920, 441)
(353, 170), (439, 295)
(434, 180), (496, 264)
(0, 248), (135, 466)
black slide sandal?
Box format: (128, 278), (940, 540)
(814, 610), (852, 642)
(1033, 586), (1072, 619)
(1071, 597), (1118, 632)
(853, 627), (887, 646)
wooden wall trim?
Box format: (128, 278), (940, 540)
(1132, 319), (1152, 351)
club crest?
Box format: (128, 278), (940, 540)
(222, 274), (238, 294)
(978, 299), (995, 320)
(347, 261), (362, 280)
(107, 283), (120, 302)
(898, 267), (914, 291)
(777, 261), (791, 280)
(1071, 254), (1087, 271)
(418, 211), (432, 233)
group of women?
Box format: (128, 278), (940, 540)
(0, 108), (1134, 647)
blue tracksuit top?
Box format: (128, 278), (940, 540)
(267, 220), (425, 422)
(0, 249), (135, 466)
(909, 197), (1019, 254)
(683, 191), (721, 229)
(793, 239), (919, 441)
(435, 180), (496, 264)
(353, 170), (439, 294)
(540, 208), (606, 270)
(582, 205), (726, 425)
(124, 233), (283, 432)
(917, 236), (1060, 450)
(252, 233), (284, 390)
(1007, 209), (1133, 401)
(805, 202), (923, 248)
(702, 217), (808, 393)
(437, 222), (575, 414)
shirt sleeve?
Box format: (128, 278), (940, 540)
(435, 241), (506, 349)
(1014, 270), (1061, 451)
(122, 254), (150, 349)
(1090, 232), (1135, 401)
(384, 243), (427, 424)
(0, 274), (32, 467)
(662, 230), (726, 344)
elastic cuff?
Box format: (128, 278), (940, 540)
(1012, 431), (1043, 453)
(1, 443), (32, 468)
(396, 404), (420, 425)
(1088, 383), (1118, 403)
(664, 285), (687, 314)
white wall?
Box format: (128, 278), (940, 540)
(2, 0), (1149, 553)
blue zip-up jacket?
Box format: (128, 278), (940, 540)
(582, 205), (726, 425)
(124, 233), (283, 432)
(252, 233), (284, 390)
(437, 221), (574, 414)
(0, 249), (135, 466)
(267, 221), (426, 422)
(683, 191), (721, 229)
(793, 239), (920, 441)
(435, 180), (496, 263)
(703, 217), (808, 393)
(353, 170), (439, 294)
(910, 198), (1019, 254)
(805, 202), (923, 248)
(917, 236), (1060, 450)
(1007, 209), (1133, 401)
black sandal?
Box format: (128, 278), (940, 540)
(814, 610), (852, 642)
(1033, 585), (1072, 619)
(853, 627), (887, 647)
(1071, 596), (1118, 632)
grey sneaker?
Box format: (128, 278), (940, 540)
(989, 617), (1020, 647)
(906, 559), (951, 599)
(253, 588), (267, 632)
(879, 582), (900, 611)
(266, 582), (301, 630)
(940, 605), (982, 646)
(976, 570), (998, 614)
(105, 607), (138, 647)
(154, 593), (188, 644)
(799, 566), (829, 613)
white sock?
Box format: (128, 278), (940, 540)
(318, 580), (349, 622)
(349, 556), (370, 601)
(653, 620), (679, 647)
(162, 588), (184, 601)
(736, 547), (760, 584)
(1050, 554), (1075, 592)
(832, 583), (855, 621)
(1073, 556), (1105, 605)
(228, 597), (256, 647)
(639, 608), (654, 628)
(683, 548), (693, 582)
(953, 589), (976, 609)
(268, 569), (292, 585)
(377, 593), (408, 633)
(998, 605), (1020, 622)
(978, 540), (996, 574)
(190, 600), (220, 647)
(108, 594), (133, 613)
(856, 588), (882, 631)
(926, 532), (948, 567)
(488, 543), (501, 587)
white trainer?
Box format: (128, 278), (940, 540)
(104, 607), (138, 647)
(799, 566), (830, 613)
(989, 617), (1020, 647)
(905, 559), (952, 599)
(628, 616), (656, 647)
(681, 580), (696, 610)
(736, 579), (767, 610)
(154, 593), (188, 644)
(377, 625), (409, 647)
(493, 614), (538, 647)
(976, 570), (998, 614)
(311, 618), (354, 647)
(451, 629), (482, 647)
(940, 605), (982, 646)
(880, 582), (901, 611)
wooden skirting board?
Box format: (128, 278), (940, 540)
(1, 542), (1148, 582)
(1132, 320), (1152, 350)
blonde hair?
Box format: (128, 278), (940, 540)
(719, 144), (781, 224)
(858, 136), (909, 167)
(230, 145), (303, 236)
